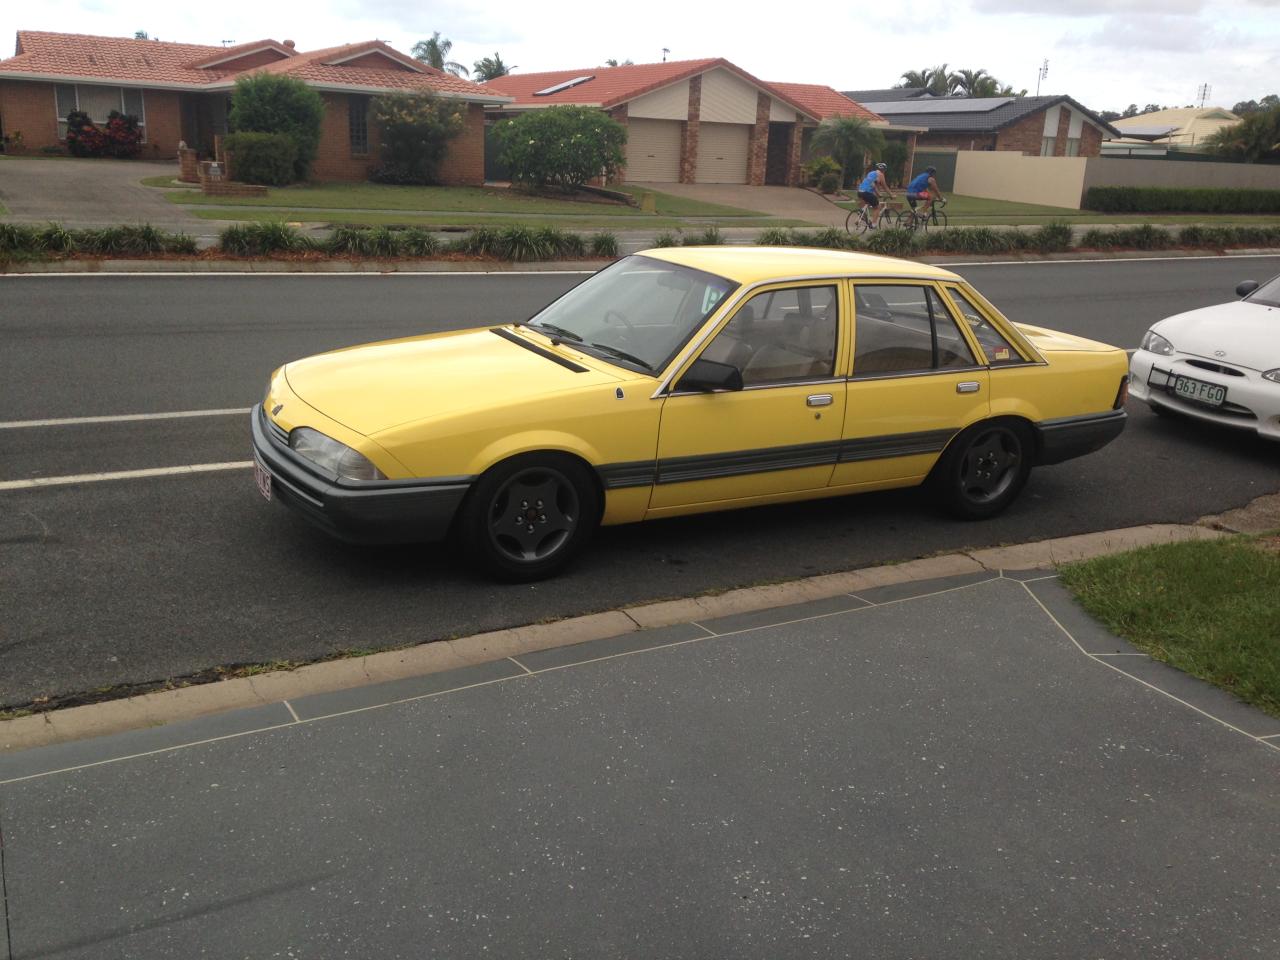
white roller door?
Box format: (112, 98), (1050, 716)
(625, 118), (682, 181)
(696, 122), (749, 184)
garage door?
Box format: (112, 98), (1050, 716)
(696, 122), (749, 184)
(625, 118), (682, 182)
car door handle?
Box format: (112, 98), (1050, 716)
(806, 394), (834, 407)
(956, 381), (981, 394)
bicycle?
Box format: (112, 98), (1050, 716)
(845, 196), (903, 235)
(896, 197), (949, 232)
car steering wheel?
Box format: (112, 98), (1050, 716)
(604, 309), (634, 333)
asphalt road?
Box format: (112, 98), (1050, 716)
(2, 255), (1279, 709)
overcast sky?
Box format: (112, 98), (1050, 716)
(4, 0), (1278, 111)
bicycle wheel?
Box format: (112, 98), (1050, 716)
(849, 208), (871, 235)
(896, 210), (918, 231)
(929, 208), (949, 230)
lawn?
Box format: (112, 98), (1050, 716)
(186, 208), (801, 229)
(1059, 535), (1280, 718)
(834, 194), (1280, 226)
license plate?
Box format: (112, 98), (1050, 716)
(254, 460), (272, 501)
(1173, 375), (1226, 407)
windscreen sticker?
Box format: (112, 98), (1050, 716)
(993, 347), (1011, 360)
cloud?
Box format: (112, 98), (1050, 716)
(971, 0), (1203, 14)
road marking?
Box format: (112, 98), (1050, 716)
(948, 253), (1280, 268)
(0, 461), (252, 491)
(0, 270), (597, 278)
(0, 408), (252, 430)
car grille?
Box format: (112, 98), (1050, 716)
(1186, 358), (1245, 377)
(262, 408), (290, 447)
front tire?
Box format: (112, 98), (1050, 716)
(458, 454), (600, 581)
(932, 421), (1033, 520)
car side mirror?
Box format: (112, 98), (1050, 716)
(676, 358), (744, 393)
(1236, 280), (1259, 298)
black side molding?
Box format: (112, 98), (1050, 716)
(1034, 410), (1127, 465)
(490, 328), (588, 373)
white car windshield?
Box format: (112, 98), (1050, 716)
(1246, 275), (1280, 308)
(525, 256), (737, 373)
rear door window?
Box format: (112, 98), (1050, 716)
(943, 286), (1025, 365)
(852, 284), (977, 377)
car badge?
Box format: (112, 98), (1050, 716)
(272, 403), (284, 415)
(1213, 351), (1226, 358)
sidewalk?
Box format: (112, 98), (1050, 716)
(1, 564), (1276, 958)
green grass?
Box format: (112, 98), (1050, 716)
(835, 193), (1280, 226)
(186, 208), (803, 229)
(610, 184), (766, 218)
(1060, 535), (1280, 718)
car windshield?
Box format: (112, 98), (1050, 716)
(525, 255), (738, 373)
(1246, 275), (1280, 308)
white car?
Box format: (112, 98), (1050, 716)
(1129, 273), (1280, 441)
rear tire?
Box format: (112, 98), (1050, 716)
(931, 420), (1033, 520)
(458, 453), (600, 582)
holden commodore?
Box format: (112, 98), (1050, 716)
(1129, 273), (1280, 440)
(251, 247), (1129, 580)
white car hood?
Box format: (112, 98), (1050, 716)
(1154, 300), (1280, 371)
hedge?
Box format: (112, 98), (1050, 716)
(224, 132), (298, 187)
(1084, 186), (1280, 214)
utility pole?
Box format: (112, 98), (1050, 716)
(1035, 59), (1049, 97)
(1197, 83), (1211, 108)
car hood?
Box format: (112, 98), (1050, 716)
(1153, 301), (1280, 371)
(284, 327), (623, 436)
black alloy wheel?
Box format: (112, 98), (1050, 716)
(459, 454), (600, 581)
(933, 421), (1033, 520)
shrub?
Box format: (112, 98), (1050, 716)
(1030, 221), (1073, 254)
(368, 92), (466, 185)
(326, 225), (376, 257)
(652, 231), (681, 248)
(451, 227), (502, 257)
(37, 223), (76, 253)
(0, 223), (41, 254)
(367, 226), (403, 257)
(493, 106), (627, 191)
(401, 227), (442, 257)
(589, 232), (619, 258)
(497, 226), (550, 261)
(807, 227), (852, 250)
(863, 228), (920, 256)
(757, 227), (798, 246)
(229, 74), (325, 181)
(680, 226), (723, 247)
(217, 225), (254, 256)
(218, 221), (300, 255)
(534, 227), (585, 258)
(166, 233), (199, 255)
(1083, 186), (1280, 214)
(224, 132), (297, 186)
(803, 156), (842, 189)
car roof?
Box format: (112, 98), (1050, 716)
(637, 246), (964, 286)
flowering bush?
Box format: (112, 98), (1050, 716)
(492, 106), (627, 192)
(65, 110), (142, 158)
(368, 92), (465, 185)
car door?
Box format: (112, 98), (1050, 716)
(830, 281), (990, 487)
(648, 282), (848, 513)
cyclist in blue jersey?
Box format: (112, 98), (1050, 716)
(905, 166), (945, 217)
(856, 162), (894, 229)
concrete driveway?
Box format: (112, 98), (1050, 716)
(0, 155), (198, 230)
(630, 181), (848, 228)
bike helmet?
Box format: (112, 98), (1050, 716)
(926, 166), (936, 174)
(876, 162), (887, 171)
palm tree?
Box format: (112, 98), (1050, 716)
(898, 67), (932, 89)
(412, 32), (469, 77)
(473, 53), (514, 82)
(604, 58), (634, 67)
(1204, 107), (1280, 162)
(899, 65), (951, 96)
(811, 117), (887, 187)
(950, 69), (992, 97)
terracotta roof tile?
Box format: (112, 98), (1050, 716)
(767, 83), (885, 123)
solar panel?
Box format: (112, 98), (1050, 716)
(1115, 124), (1179, 137)
(860, 97), (1014, 115)
(534, 75), (595, 96)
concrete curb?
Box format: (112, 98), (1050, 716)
(3, 248), (1279, 275)
(0, 521), (1230, 754)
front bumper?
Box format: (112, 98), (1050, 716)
(249, 404), (473, 544)
(1033, 409), (1127, 465)
(1129, 350), (1280, 442)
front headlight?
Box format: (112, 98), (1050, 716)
(1263, 369), (1280, 385)
(289, 428), (387, 482)
(1140, 329), (1175, 356)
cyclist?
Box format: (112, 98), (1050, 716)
(856, 162), (895, 229)
(905, 166), (945, 219)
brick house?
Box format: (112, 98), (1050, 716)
(0, 31), (510, 182)
(842, 92), (1120, 158)
(483, 59), (828, 186)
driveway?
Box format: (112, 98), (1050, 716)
(0, 155), (198, 230)
(630, 181), (848, 228)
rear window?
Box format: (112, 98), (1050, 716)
(944, 286), (1024, 365)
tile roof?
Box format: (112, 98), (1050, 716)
(767, 82), (884, 122)
(484, 58), (816, 119)
(854, 94), (1121, 138)
(0, 31), (507, 101)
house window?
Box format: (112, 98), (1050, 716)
(1039, 136), (1056, 156)
(348, 96), (369, 155)
(55, 84), (146, 141)
(1065, 137), (1081, 157)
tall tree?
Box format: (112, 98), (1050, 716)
(604, 58), (634, 67)
(412, 32), (469, 77)
(1204, 106), (1280, 163)
(810, 116), (886, 187)
(899, 64), (951, 96)
(950, 68), (992, 97)
(473, 53), (514, 82)
(134, 30), (149, 40)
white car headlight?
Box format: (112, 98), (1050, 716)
(1140, 329), (1175, 356)
(1263, 369), (1280, 385)
(289, 428), (387, 482)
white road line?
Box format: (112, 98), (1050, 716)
(947, 253), (1280, 267)
(0, 408), (252, 430)
(0, 270), (597, 278)
(0, 461), (252, 491)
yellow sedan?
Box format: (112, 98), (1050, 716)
(251, 247), (1129, 580)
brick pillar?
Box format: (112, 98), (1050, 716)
(680, 75), (701, 184)
(608, 104), (628, 184)
(904, 132), (917, 184)
(178, 146), (199, 183)
(1054, 108), (1071, 157)
(747, 92), (770, 186)
(786, 123), (807, 186)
